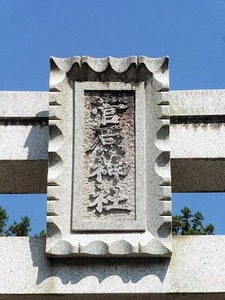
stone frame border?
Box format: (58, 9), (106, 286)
(72, 82), (145, 231)
(46, 56), (171, 257)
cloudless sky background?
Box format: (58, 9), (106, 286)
(0, 0), (225, 235)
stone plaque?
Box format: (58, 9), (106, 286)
(72, 83), (145, 232)
(47, 56), (171, 257)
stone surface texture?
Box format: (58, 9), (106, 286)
(1, 236), (225, 299)
(0, 91), (49, 117)
(0, 89), (225, 194)
(171, 123), (225, 159)
(0, 125), (48, 160)
(72, 82), (146, 232)
(82, 91), (135, 222)
(0, 91), (48, 194)
(1, 62), (225, 299)
(0, 92), (48, 161)
(0, 160), (47, 193)
(167, 90), (225, 116)
(47, 56), (171, 257)
(166, 89), (225, 192)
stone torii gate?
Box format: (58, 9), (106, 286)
(0, 56), (225, 299)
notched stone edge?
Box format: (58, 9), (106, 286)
(46, 236), (172, 257)
(154, 93), (172, 246)
(49, 56), (169, 91)
(46, 55), (171, 257)
(47, 67), (64, 246)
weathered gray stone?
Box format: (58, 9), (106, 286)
(0, 120), (48, 193)
(168, 90), (225, 116)
(0, 125), (48, 160)
(1, 236), (225, 298)
(47, 56), (171, 257)
(1, 89), (225, 193)
(171, 158), (225, 192)
(72, 82), (146, 232)
(171, 123), (225, 159)
(1, 56), (225, 299)
(0, 160), (47, 193)
(0, 91), (49, 117)
(0, 92), (48, 193)
(167, 89), (225, 192)
(171, 123), (225, 192)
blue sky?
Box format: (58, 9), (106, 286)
(0, 0), (225, 235)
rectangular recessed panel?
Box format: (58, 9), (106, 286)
(82, 91), (135, 221)
(72, 83), (145, 232)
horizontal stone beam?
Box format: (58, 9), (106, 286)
(170, 121), (225, 192)
(1, 90), (225, 193)
(0, 91), (49, 193)
(171, 158), (225, 192)
(0, 236), (224, 299)
(0, 123), (48, 193)
(0, 161), (47, 193)
(0, 91), (49, 118)
(0, 125), (48, 160)
(165, 90), (225, 192)
(169, 90), (225, 116)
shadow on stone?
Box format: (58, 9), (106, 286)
(24, 111), (48, 160)
(29, 237), (171, 286)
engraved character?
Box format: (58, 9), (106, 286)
(91, 98), (128, 126)
(107, 156), (130, 184)
(85, 126), (124, 154)
(100, 104), (120, 126)
(88, 185), (109, 214)
(88, 156), (107, 183)
(104, 187), (131, 212)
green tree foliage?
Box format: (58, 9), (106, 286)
(0, 206), (9, 236)
(0, 205), (31, 236)
(172, 206), (215, 235)
(0, 205), (46, 237)
(0, 205), (33, 236)
(35, 230), (46, 237)
(5, 216), (31, 236)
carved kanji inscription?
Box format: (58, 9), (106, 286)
(83, 91), (135, 221)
